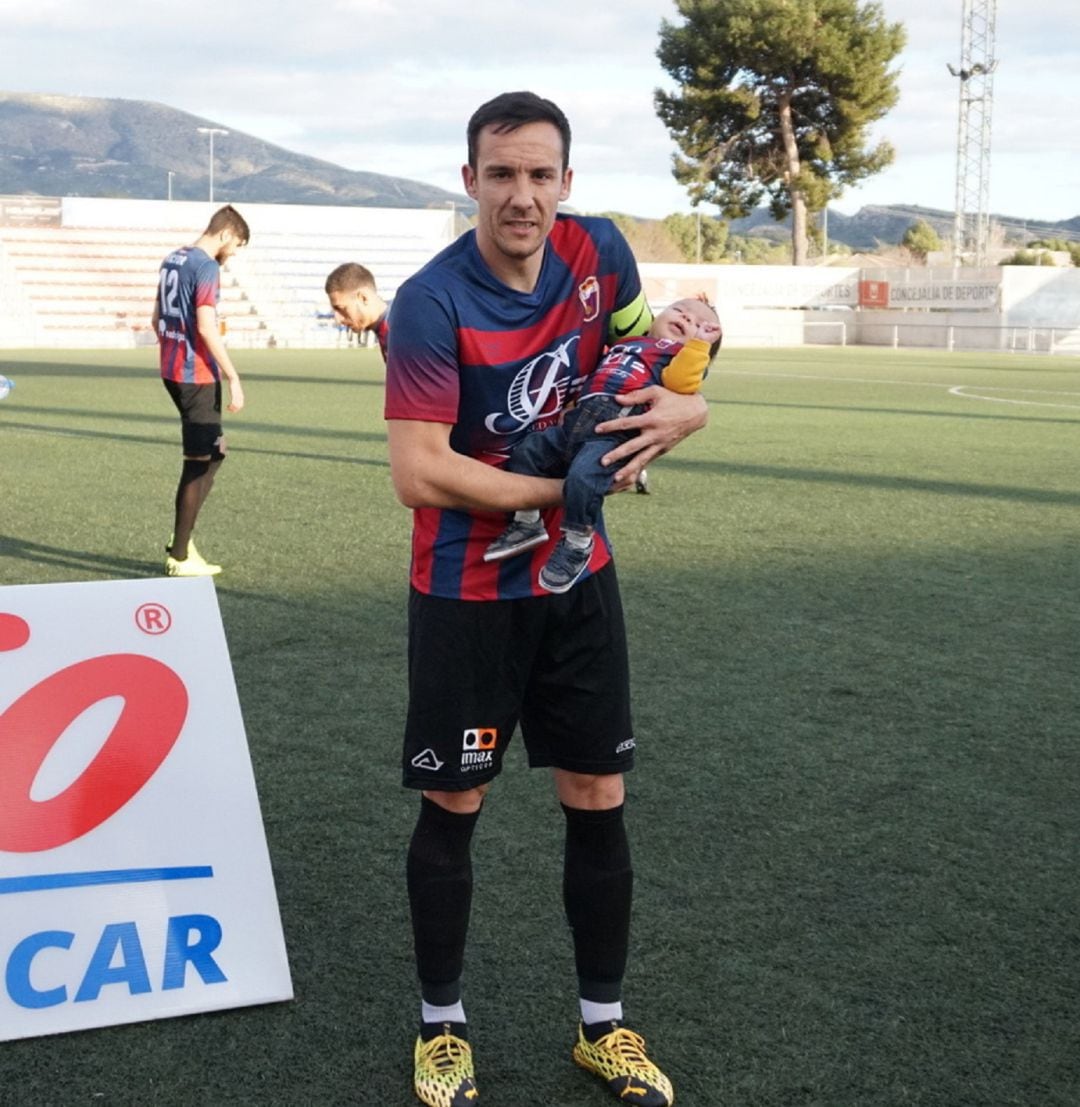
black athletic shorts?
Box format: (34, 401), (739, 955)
(402, 562), (635, 790)
(163, 380), (225, 459)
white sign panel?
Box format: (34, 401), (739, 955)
(885, 280), (999, 310)
(0, 577), (292, 1041)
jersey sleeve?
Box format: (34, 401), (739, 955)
(659, 338), (711, 394)
(193, 256), (220, 309)
(383, 278), (461, 424)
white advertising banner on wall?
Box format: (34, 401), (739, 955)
(0, 577), (292, 1041)
(638, 263), (860, 309)
(884, 280), (1000, 310)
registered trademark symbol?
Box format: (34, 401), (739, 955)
(135, 603), (172, 635)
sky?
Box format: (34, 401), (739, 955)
(3, 0), (1079, 224)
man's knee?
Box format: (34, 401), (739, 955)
(423, 785), (489, 815)
(180, 457), (211, 485)
(553, 770), (625, 810)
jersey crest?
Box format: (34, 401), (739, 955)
(578, 275), (600, 322)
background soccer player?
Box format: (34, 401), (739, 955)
(153, 204), (249, 577)
(325, 262), (389, 360)
(385, 91), (707, 1107)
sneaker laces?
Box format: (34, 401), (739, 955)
(418, 1032), (470, 1074)
(595, 1026), (652, 1069)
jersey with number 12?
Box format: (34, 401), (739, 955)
(157, 246), (221, 384)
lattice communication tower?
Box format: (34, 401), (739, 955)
(948, 0), (998, 266)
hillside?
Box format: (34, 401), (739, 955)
(0, 91), (467, 209)
(729, 202), (1080, 249)
(2, 91), (1078, 249)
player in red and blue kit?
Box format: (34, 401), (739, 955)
(386, 92), (707, 1107)
(485, 298), (722, 592)
(152, 204), (249, 577)
(325, 262), (390, 359)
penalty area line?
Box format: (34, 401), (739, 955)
(948, 386), (1080, 410)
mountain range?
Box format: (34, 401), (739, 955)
(2, 91), (1078, 249)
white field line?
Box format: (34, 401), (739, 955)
(947, 386), (1080, 410)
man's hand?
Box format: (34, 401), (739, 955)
(226, 379), (245, 413)
(596, 387), (709, 490)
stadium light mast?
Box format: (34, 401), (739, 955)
(196, 127), (229, 204)
(948, 0), (998, 267)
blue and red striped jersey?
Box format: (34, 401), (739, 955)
(156, 246), (220, 384)
(385, 214), (647, 601)
(372, 312), (390, 362)
(585, 338), (681, 397)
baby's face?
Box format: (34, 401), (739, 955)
(650, 298), (719, 343)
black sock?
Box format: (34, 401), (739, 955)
(407, 796), (482, 1004)
(562, 803), (633, 1003)
(419, 1020), (469, 1043)
(583, 1019), (623, 1043)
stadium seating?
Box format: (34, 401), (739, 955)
(0, 218), (447, 349)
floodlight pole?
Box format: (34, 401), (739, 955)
(949, 0), (998, 267)
(196, 127), (229, 204)
(167, 171), (174, 201)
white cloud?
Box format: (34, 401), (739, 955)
(3, 0), (1079, 222)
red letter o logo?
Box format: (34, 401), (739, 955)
(0, 654), (188, 852)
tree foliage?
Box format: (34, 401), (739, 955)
(655, 0), (905, 265)
(1000, 250), (1057, 267)
(902, 219), (944, 262)
(1029, 238), (1080, 266)
(662, 212), (730, 262)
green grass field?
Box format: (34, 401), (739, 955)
(1, 345), (1078, 1106)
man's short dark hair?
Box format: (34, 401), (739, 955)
(205, 204), (250, 245)
(325, 262), (377, 295)
(467, 91), (572, 171)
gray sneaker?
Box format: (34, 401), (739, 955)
(483, 517), (549, 562)
(538, 536), (594, 593)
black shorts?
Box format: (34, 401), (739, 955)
(163, 380), (224, 459)
(402, 563), (634, 790)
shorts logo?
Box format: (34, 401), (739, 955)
(411, 748), (444, 771)
(579, 276), (600, 323)
(615, 738), (636, 754)
(461, 728), (496, 772)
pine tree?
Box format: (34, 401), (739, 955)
(902, 219), (944, 263)
(656, 0), (905, 265)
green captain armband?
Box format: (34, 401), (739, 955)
(609, 292), (652, 343)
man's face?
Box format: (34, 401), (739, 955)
(328, 288), (378, 332)
(462, 121), (572, 268)
(215, 230), (244, 264)
(650, 299), (720, 343)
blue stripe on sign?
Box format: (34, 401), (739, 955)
(0, 866), (214, 895)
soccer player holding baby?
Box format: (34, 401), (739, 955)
(385, 91), (708, 1107)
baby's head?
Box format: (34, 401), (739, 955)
(650, 297), (723, 358)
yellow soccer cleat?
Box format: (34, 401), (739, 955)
(413, 1026), (479, 1107)
(165, 554), (221, 577)
(572, 1022), (674, 1106)
(166, 537), (215, 567)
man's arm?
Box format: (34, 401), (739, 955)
(387, 420), (562, 512)
(196, 304), (244, 413)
